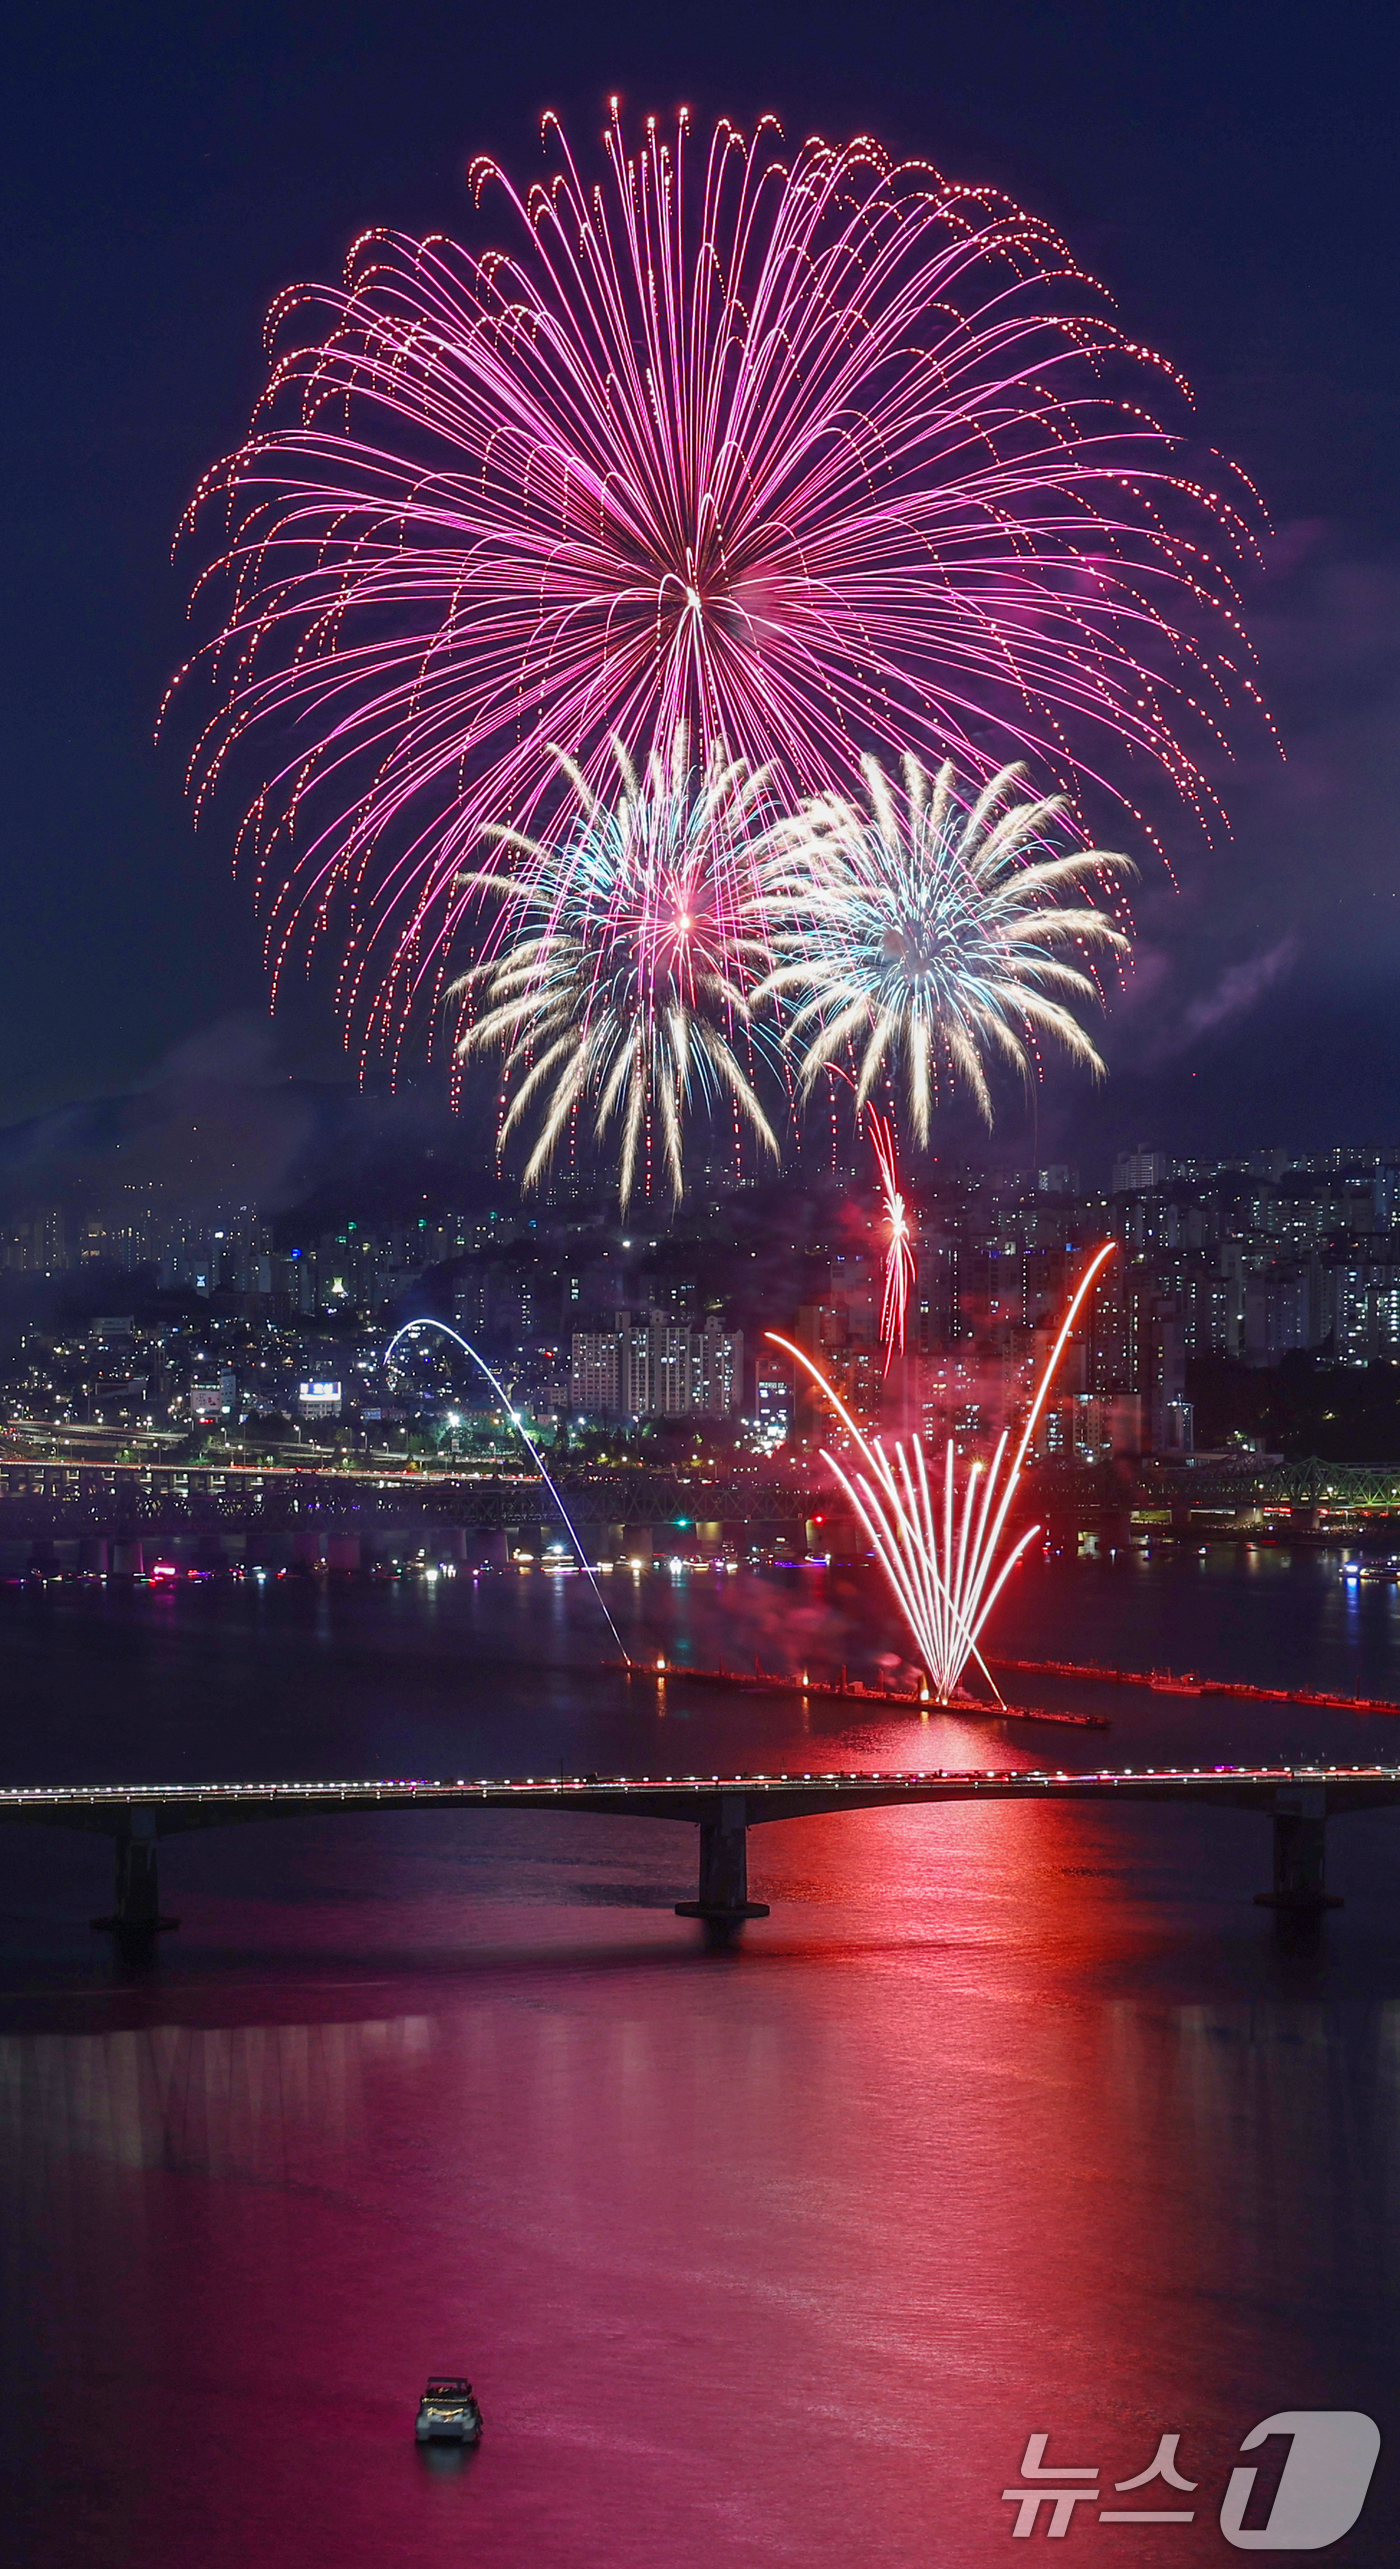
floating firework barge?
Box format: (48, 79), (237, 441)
(606, 1657), (1108, 1732)
(989, 1657), (1400, 1715)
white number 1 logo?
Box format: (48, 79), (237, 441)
(1219, 2412), (1381, 2550)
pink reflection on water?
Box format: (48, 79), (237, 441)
(3, 1827), (1392, 2566)
(1, 1567), (1397, 2565)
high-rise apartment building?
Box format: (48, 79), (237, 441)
(1111, 1147), (1175, 1194)
(649, 1323), (693, 1417)
(568, 1316), (744, 1420)
(569, 1331), (622, 1417)
(1, 1208), (68, 1275)
(693, 1318), (744, 1417)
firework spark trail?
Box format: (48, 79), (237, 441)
(167, 106), (1269, 1063)
(383, 1317), (627, 1652)
(767, 1240), (1116, 1699)
(868, 1109), (916, 1370)
(753, 755), (1134, 1138)
(449, 729), (781, 1203)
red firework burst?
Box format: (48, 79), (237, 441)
(869, 1109), (918, 1369)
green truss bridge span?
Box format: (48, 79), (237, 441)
(4, 1766), (1395, 1935)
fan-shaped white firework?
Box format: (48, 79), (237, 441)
(769, 1241), (1117, 1702)
(452, 732), (781, 1206)
(752, 757), (1134, 1139)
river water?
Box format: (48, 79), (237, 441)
(2, 1542), (1399, 2567)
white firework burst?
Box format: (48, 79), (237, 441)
(452, 730), (781, 1205)
(752, 756), (1134, 1139)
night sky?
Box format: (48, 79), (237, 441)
(3, 0), (1397, 1182)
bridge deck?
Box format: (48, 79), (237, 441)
(2, 1763), (1399, 1825)
(5, 1767), (1392, 1929)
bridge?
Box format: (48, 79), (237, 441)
(0, 1458), (815, 1546)
(3, 1764), (1394, 1935)
(1129, 1456), (1400, 1515)
(6, 1449), (1400, 1558)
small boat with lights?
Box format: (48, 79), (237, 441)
(415, 2378), (483, 2444)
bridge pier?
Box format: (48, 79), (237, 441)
(91, 1811), (179, 1933)
(675, 1793), (769, 1937)
(1255, 1789), (1342, 1912)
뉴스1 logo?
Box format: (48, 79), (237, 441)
(1002, 2413), (1381, 2546)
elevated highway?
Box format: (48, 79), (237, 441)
(0, 1456), (814, 1542)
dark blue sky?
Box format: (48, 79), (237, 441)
(3, 0), (1397, 1170)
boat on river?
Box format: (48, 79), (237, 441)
(415, 2378), (483, 2443)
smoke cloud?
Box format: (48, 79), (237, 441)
(1179, 937), (1301, 1043)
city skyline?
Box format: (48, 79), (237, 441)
(7, 1139), (1400, 1475)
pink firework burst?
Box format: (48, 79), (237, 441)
(167, 104), (1270, 1064)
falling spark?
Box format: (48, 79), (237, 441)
(768, 1241), (1116, 1700)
